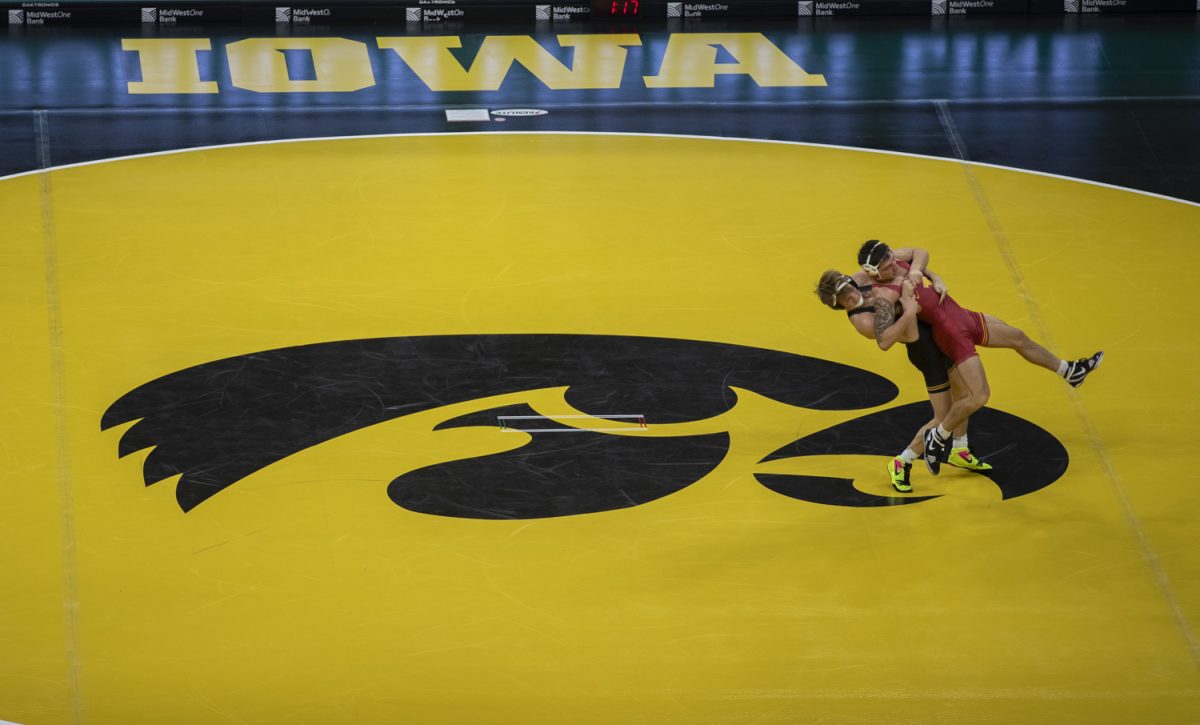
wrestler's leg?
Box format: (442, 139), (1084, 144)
(907, 388), (952, 454)
(983, 314), (1060, 371)
(948, 368), (968, 438)
(923, 322), (987, 472)
(944, 366), (992, 471)
(939, 356), (989, 434)
(892, 389), (949, 492)
(922, 357), (988, 475)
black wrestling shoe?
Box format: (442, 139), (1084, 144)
(923, 428), (950, 476)
(1066, 351), (1104, 388)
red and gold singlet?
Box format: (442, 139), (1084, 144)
(877, 260), (989, 365)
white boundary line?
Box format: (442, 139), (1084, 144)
(497, 414), (645, 419)
(1, 130), (1197, 208)
(34, 109), (86, 725)
(498, 413), (648, 432)
(500, 427), (649, 433)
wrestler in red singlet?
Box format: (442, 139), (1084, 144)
(875, 260), (989, 365)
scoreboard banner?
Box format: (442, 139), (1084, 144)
(3, 0), (1197, 25)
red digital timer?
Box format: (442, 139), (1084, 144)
(593, 0), (640, 15)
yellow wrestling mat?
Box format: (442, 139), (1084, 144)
(2, 134), (1198, 723)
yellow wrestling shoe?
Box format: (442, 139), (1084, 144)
(947, 447), (992, 472)
(888, 456), (913, 493)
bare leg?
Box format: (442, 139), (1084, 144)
(939, 356), (989, 433)
(907, 389), (952, 454)
(983, 315), (1060, 372)
(949, 368), (969, 438)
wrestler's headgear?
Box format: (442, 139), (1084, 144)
(816, 272), (858, 311)
(858, 239), (891, 276)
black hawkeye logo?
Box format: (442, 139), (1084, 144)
(101, 334), (1068, 519)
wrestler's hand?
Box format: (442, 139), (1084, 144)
(900, 295), (919, 316)
(906, 268), (924, 286)
(932, 280), (948, 305)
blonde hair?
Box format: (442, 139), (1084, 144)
(815, 269), (852, 309)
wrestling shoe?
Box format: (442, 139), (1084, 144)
(923, 428), (950, 476)
(888, 456), (913, 493)
(947, 447), (992, 472)
(1066, 351), (1104, 388)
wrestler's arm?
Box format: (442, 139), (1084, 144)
(891, 247), (929, 281)
(846, 272), (914, 347)
(873, 299), (919, 350)
(896, 247), (950, 304)
(922, 267), (949, 302)
(848, 311), (878, 342)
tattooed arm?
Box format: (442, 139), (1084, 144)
(873, 297), (918, 351)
